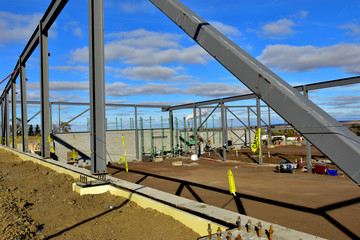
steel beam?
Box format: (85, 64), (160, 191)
(163, 76), (360, 111)
(11, 80), (16, 148)
(197, 103), (219, 131)
(0, 0), (68, 102)
(226, 107), (248, 128)
(5, 93), (9, 147)
(151, 0), (360, 184)
(89, 0), (107, 174)
(39, 20), (50, 158)
(20, 58), (28, 152)
(18, 100), (168, 109)
(162, 93), (255, 111)
(53, 108), (89, 133)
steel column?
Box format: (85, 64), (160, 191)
(11, 79), (16, 148)
(88, 0), (106, 174)
(20, 58), (28, 152)
(169, 110), (174, 154)
(183, 117), (187, 152)
(221, 102), (226, 161)
(247, 107), (251, 147)
(304, 86), (312, 172)
(193, 105), (198, 156)
(5, 93), (9, 147)
(268, 107), (272, 146)
(49, 103), (53, 134)
(256, 97), (263, 165)
(134, 106), (139, 160)
(1, 101), (4, 145)
(198, 108), (201, 130)
(39, 20), (50, 158)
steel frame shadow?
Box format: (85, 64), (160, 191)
(110, 165), (359, 239)
(45, 199), (130, 239)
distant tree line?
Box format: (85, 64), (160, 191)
(28, 124), (41, 136)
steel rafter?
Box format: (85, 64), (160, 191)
(151, 0), (360, 184)
(0, 0), (68, 102)
(162, 76), (360, 111)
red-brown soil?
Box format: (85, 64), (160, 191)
(0, 148), (199, 240)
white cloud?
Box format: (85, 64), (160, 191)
(209, 21), (241, 36)
(299, 11), (309, 19)
(257, 43), (360, 74)
(185, 83), (250, 98)
(0, 11), (42, 43)
(63, 21), (84, 38)
(50, 65), (88, 72)
(106, 29), (181, 48)
(71, 29), (211, 65)
(261, 19), (296, 39)
(118, 1), (153, 13)
(73, 27), (84, 38)
(322, 95), (360, 107)
(340, 23), (360, 36)
(121, 66), (177, 80)
(27, 81), (89, 91)
(70, 47), (89, 63)
(106, 99), (127, 104)
(105, 82), (183, 97)
(27, 92), (41, 101)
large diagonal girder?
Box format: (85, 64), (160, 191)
(150, 0), (360, 184)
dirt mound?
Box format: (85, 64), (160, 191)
(0, 148), (199, 240)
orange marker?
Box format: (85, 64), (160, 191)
(236, 216), (241, 230)
(217, 227), (221, 240)
(208, 223), (212, 239)
(247, 220), (251, 233)
(257, 221), (262, 237)
(269, 225), (274, 240)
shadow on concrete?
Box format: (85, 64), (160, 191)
(110, 165), (360, 239)
(53, 135), (90, 161)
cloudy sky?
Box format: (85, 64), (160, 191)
(0, 0), (360, 130)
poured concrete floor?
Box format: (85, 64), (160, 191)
(107, 146), (360, 240)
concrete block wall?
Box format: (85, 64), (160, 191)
(53, 128), (253, 163)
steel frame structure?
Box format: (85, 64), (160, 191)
(151, 0), (360, 184)
(0, 0), (359, 184)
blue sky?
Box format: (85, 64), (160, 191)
(0, 0), (360, 131)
